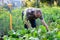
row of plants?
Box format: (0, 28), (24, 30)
(3, 27), (60, 40)
(0, 6), (60, 40)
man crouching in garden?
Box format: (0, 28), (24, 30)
(22, 7), (49, 31)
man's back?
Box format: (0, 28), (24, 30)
(23, 7), (42, 20)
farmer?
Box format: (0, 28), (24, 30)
(22, 7), (49, 31)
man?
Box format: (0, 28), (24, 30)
(22, 7), (49, 31)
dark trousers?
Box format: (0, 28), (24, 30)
(24, 19), (36, 29)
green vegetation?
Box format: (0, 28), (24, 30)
(0, 7), (60, 40)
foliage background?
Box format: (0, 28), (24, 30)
(0, 0), (60, 40)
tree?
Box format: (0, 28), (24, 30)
(57, 0), (60, 6)
(35, 0), (40, 8)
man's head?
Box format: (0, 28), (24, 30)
(34, 10), (42, 18)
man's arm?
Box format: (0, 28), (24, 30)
(23, 18), (31, 28)
(39, 10), (49, 31)
(40, 19), (49, 31)
(23, 9), (31, 28)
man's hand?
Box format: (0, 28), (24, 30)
(40, 19), (49, 32)
(24, 19), (31, 28)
